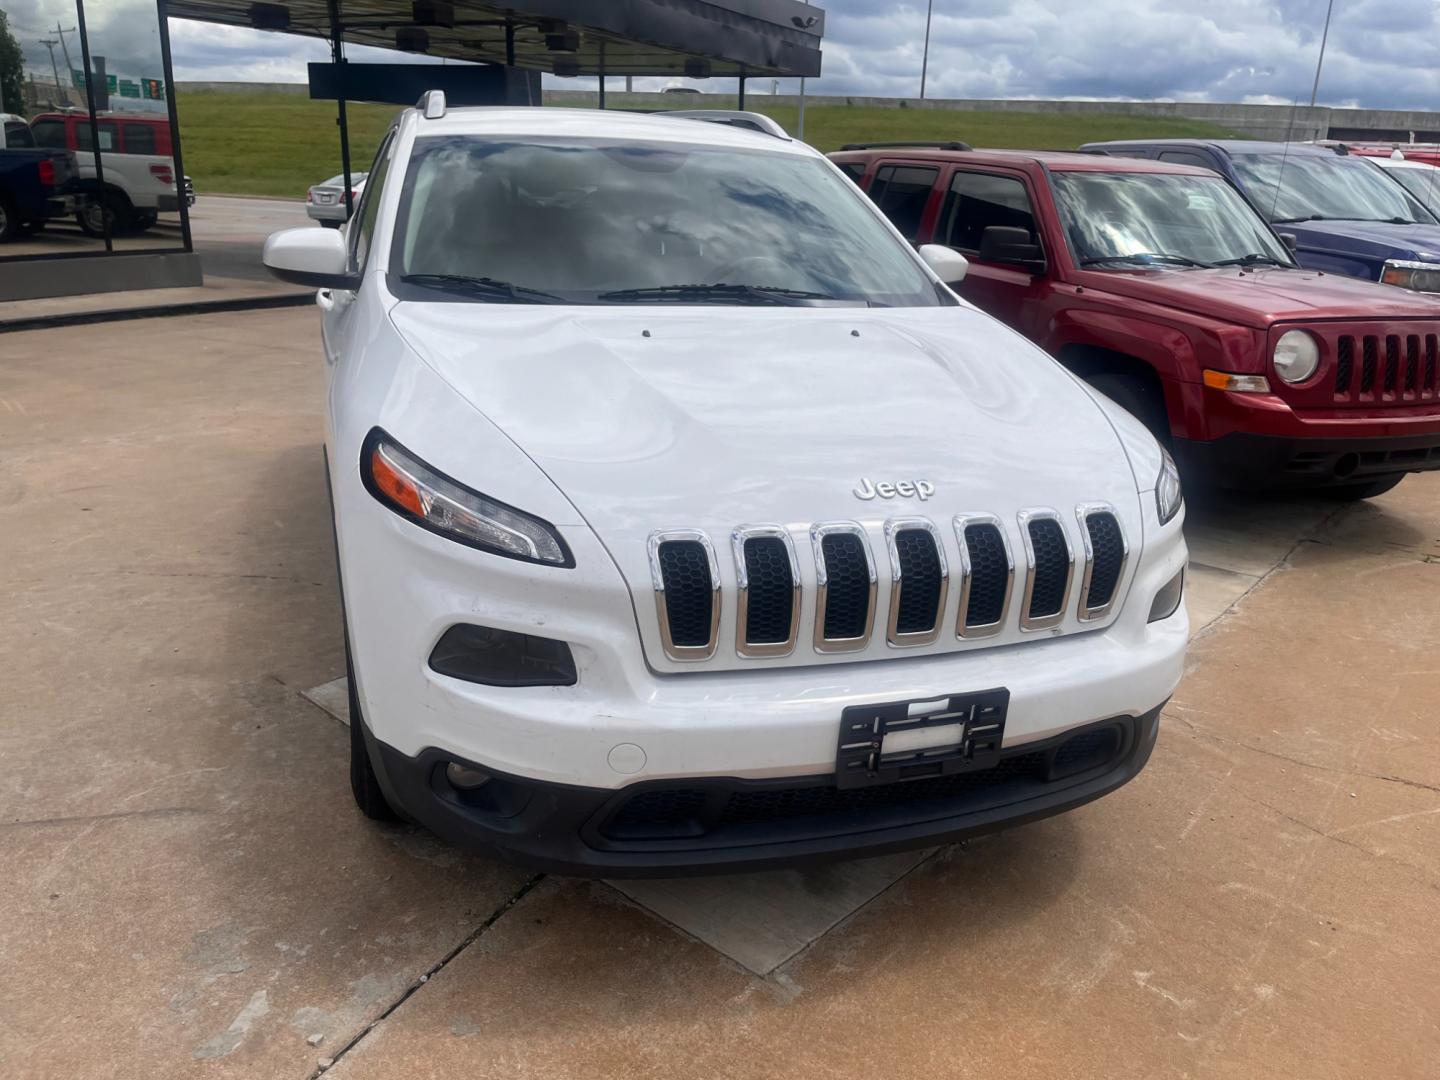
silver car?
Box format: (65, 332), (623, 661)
(305, 172), (368, 227)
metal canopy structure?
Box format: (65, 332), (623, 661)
(164, 0), (826, 78)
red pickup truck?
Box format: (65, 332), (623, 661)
(830, 145), (1440, 498)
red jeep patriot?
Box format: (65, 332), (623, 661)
(832, 145), (1440, 498)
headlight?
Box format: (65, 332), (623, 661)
(1273, 329), (1319, 384)
(1381, 260), (1440, 293)
(361, 430), (572, 566)
(1155, 448), (1183, 526)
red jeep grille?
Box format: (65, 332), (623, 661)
(1328, 330), (1440, 404)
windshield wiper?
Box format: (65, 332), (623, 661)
(400, 273), (565, 303)
(1080, 253), (1213, 268)
(1272, 214), (1325, 223)
(596, 283), (851, 306)
(1212, 253), (1289, 267)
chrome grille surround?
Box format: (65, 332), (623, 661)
(647, 529), (722, 662)
(1017, 508), (1075, 633)
(1074, 502), (1129, 622)
(731, 524), (802, 658)
(810, 521), (878, 653)
(883, 517), (949, 648)
(952, 512), (1015, 639)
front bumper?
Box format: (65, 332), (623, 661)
(365, 706), (1164, 877)
(1173, 429), (1440, 488)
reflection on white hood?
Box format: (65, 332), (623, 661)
(388, 301), (1140, 544)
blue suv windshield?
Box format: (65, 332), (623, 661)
(1231, 152), (1436, 225)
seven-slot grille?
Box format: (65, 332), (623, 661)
(1330, 331), (1440, 402)
(649, 506), (1128, 662)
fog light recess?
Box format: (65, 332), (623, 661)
(428, 624), (577, 687)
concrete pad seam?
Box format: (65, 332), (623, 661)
(302, 872), (545, 1078)
(1169, 715), (1440, 795)
(771, 845), (948, 977)
(1186, 502), (1353, 645)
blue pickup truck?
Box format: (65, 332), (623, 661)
(1082, 139), (1440, 295)
(0, 117), (79, 243)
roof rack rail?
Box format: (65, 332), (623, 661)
(416, 90), (446, 119)
(658, 110), (791, 140)
(839, 140), (973, 152)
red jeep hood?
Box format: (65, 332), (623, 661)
(1079, 266), (1440, 328)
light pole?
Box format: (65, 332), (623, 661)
(1308, 0), (1335, 108)
(919, 0), (935, 99)
(40, 39), (64, 102)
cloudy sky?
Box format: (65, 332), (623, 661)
(9, 0), (1440, 111)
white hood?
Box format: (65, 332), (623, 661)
(389, 302), (1139, 531)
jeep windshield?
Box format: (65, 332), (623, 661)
(1230, 151), (1437, 225)
(1053, 171), (1293, 270)
(389, 136), (945, 307)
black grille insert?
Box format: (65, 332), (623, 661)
(1335, 335), (1354, 395)
(1026, 517), (1070, 621)
(962, 523), (1010, 628)
(1384, 335), (1401, 394)
(893, 528), (943, 635)
(1361, 335), (1378, 394)
(742, 536), (794, 646)
(820, 532), (871, 640)
(1083, 512), (1124, 614)
(657, 541), (714, 649)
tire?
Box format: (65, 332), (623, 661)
(345, 625), (399, 821)
(1085, 371), (1171, 444)
(0, 196), (17, 243)
(1323, 474), (1406, 501)
(131, 210), (158, 232)
(324, 449), (398, 821)
(76, 192), (134, 238)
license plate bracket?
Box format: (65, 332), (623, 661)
(835, 688), (1010, 789)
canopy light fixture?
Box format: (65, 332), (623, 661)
(684, 57), (712, 79)
(552, 56), (580, 77)
(411, 0), (454, 28)
(248, 2), (289, 30)
(396, 27), (430, 52)
(546, 30), (580, 52)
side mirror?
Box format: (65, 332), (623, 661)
(978, 226), (1046, 274)
(1278, 232), (1298, 251)
(918, 243), (969, 284)
(262, 227), (359, 290)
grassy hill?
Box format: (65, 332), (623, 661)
(175, 89), (1236, 198)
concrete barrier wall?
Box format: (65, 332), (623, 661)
(176, 83), (1440, 142)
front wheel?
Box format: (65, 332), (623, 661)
(1324, 474), (1406, 501)
(1085, 371), (1171, 445)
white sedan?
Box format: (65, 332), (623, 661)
(305, 171), (368, 227)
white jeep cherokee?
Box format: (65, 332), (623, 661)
(262, 97), (1189, 877)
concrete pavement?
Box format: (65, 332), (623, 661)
(2, 308), (1437, 1078)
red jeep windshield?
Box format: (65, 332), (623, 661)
(1053, 171), (1292, 269)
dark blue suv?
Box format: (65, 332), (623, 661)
(1081, 139), (1440, 294)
